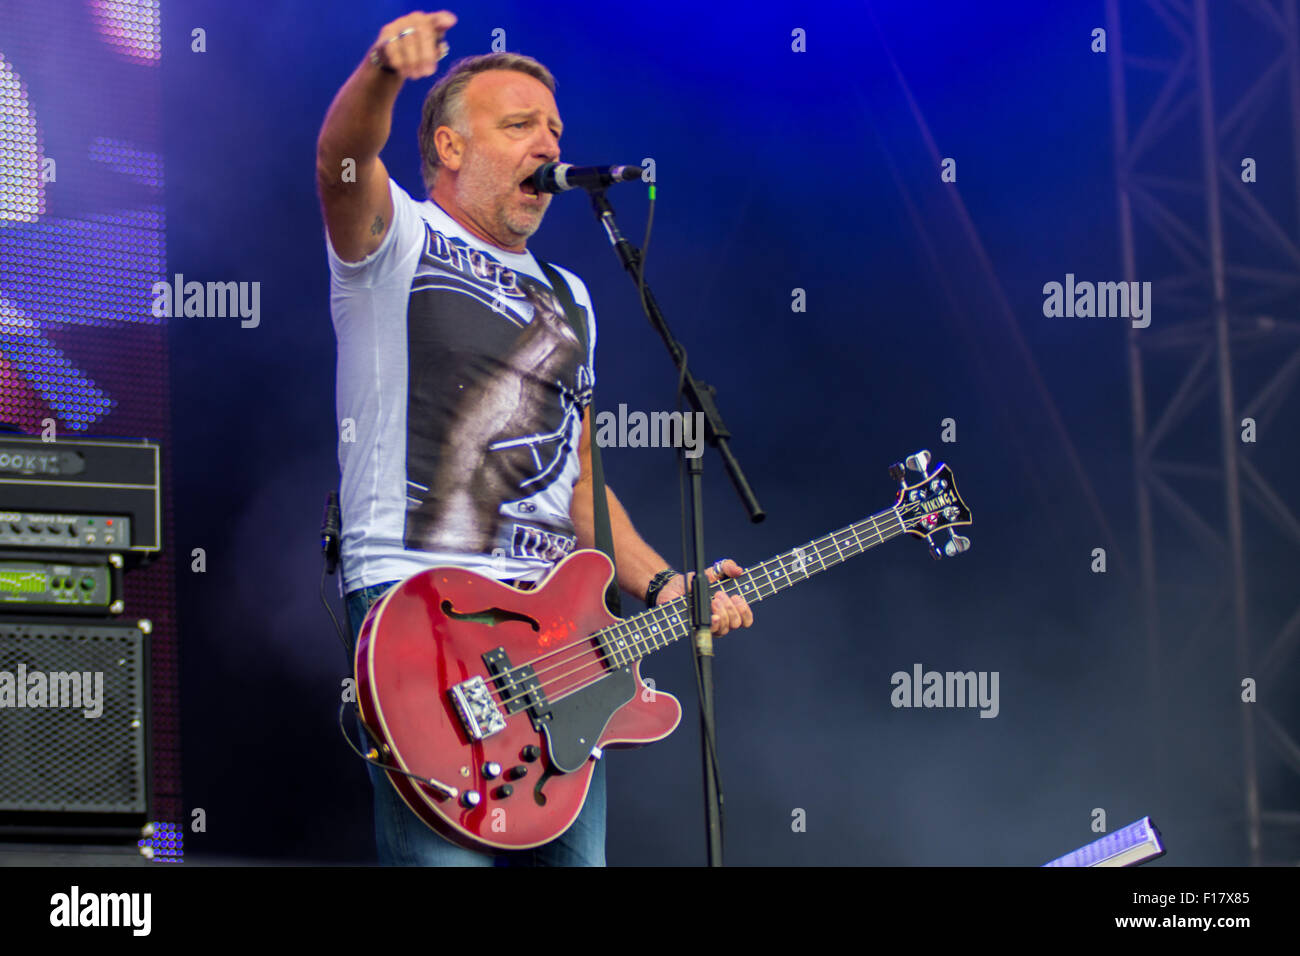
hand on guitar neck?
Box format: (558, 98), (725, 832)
(652, 559), (753, 635)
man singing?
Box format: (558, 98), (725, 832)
(315, 9), (753, 866)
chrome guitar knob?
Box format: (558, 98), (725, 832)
(482, 761), (502, 779)
(460, 790), (481, 808)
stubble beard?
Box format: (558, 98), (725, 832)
(457, 146), (549, 246)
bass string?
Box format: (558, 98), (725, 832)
(489, 512), (912, 711)
(491, 504), (906, 693)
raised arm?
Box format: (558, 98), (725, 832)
(315, 10), (457, 263)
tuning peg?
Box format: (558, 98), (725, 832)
(944, 531), (971, 557)
(889, 462), (906, 484)
(905, 450), (931, 474)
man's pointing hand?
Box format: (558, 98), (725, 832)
(371, 10), (457, 81)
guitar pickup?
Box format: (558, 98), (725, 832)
(448, 676), (507, 741)
(484, 647), (550, 719)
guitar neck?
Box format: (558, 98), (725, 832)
(598, 505), (908, 668)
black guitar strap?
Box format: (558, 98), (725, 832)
(536, 258), (622, 617)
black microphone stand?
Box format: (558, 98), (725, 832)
(584, 186), (764, 867)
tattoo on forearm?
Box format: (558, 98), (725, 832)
(370, 215), (384, 236)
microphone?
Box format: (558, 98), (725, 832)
(529, 162), (642, 194)
(321, 490), (341, 574)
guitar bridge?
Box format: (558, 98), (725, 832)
(448, 676), (507, 741)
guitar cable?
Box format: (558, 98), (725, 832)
(335, 700), (459, 798)
(320, 493), (460, 799)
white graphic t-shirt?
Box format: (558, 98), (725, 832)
(326, 177), (597, 595)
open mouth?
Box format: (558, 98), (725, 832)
(519, 176), (541, 198)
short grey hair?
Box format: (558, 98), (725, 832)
(418, 52), (558, 197)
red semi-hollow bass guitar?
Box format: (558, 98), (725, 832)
(353, 455), (970, 852)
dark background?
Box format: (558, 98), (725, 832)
(163, 0), (1299, 864)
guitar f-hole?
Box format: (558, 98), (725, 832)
(533, 764), (558, 806)
(441, 599), (540, 631)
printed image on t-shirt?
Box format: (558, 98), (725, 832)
(401, 223), (593, 565)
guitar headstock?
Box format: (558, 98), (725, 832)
(890, 450), (972, 559)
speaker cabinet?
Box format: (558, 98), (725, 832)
(0, 618), (149, 838)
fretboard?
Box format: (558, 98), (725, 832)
(598, 505), (908, 667)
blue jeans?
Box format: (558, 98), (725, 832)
(344, 580), (607, 866)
